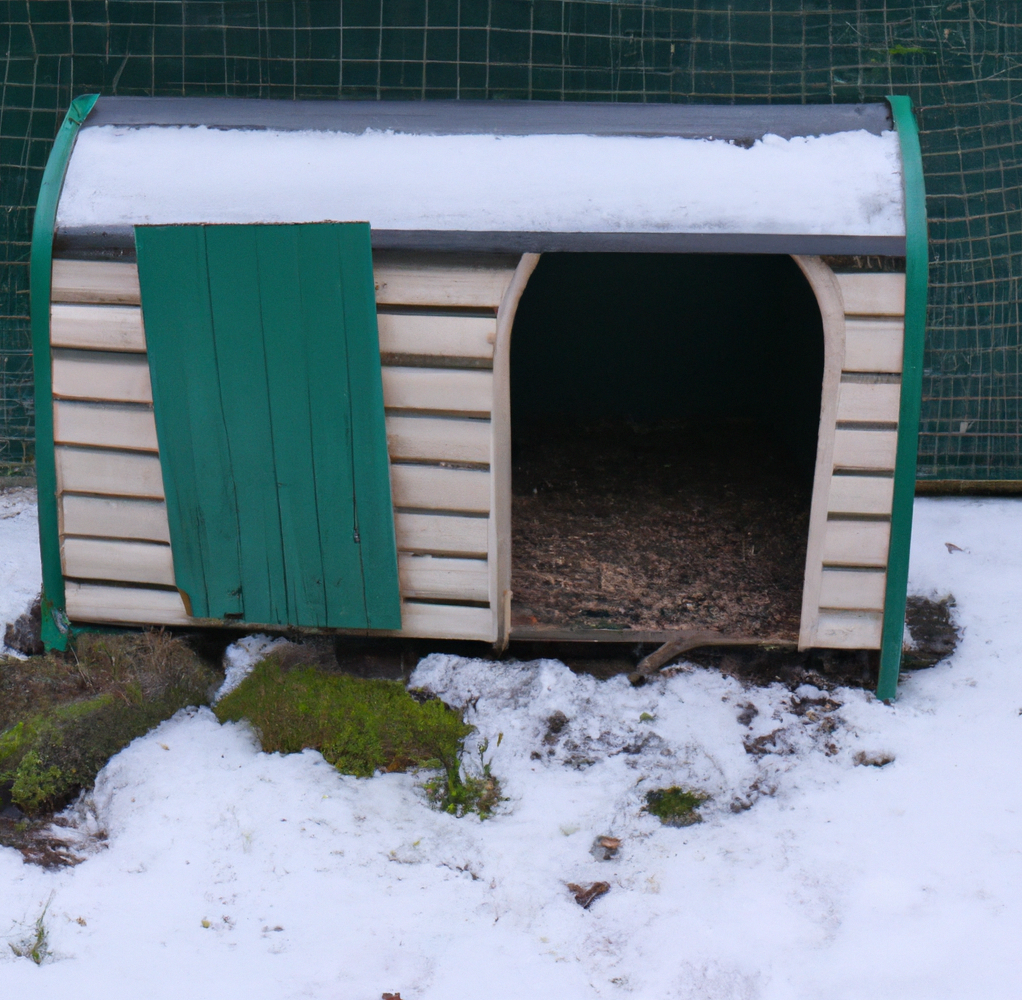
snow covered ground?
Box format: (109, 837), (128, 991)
(2, 489), (1021, 999)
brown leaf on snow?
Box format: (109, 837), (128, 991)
(566, 881), (611, 908)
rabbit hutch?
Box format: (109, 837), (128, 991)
(32, 95), (926, 697)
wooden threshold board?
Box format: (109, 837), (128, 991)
(509, 626), (799, 646)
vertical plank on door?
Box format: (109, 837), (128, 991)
(134, 226), (243, 618)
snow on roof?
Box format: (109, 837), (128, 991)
(55, 101), (906, 245)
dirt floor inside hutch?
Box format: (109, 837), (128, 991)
(508, 251), (825, 639)
(510, 419), (810, 637)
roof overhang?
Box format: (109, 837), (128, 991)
(55, 98), (908, 256)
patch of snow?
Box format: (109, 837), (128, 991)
(1, 497), (1021, 999)
(215, 634), (294, 702)
(58, 125), (906, 237)
(0, 487), (41, 654)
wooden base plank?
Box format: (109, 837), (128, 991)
(62, 537), (176, 587)
(51, 260), (141, 305)
(61, 495), (171, 543)
(382, 366), (493, 414)
(390, 464), (490, 513)
(50, 304), (146, 352)
(54, 400), (158, 452)
(823, 520), (891, 567)
(818, 568), (887, 611)
(833, 428), (898, 471)
(813, 610), (883, 649)
(398, 553), (489, 602)
(393, 511), (489, 557)
(377, 312), (496, 361)
(65, 581), (190, 625)
(56, 446), (165, 499)
(843, 318), (904, 373)
(52, 350), (153, 404)
(397, 600), (494, 641)
(385, 415), (490, 465)
(835, 272), (906, 316)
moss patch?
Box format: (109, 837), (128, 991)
(214, 656), (473, 779)
(0, 631), (218, 819)
(644, 786), (709, 827)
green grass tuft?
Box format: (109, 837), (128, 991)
(423, 735), (504, 819)
(8, 892), (53, 964)
(644, 786), (709, 827)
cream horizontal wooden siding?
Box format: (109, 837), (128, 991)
(53, 253), (519, 642)
(374, 251), (518, 641)
(50, 260), (176, 629)
(802, 268), (906, 650)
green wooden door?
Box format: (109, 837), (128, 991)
(135, 223), (401, 630)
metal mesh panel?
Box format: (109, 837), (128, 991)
(1, 1), (1020, 479)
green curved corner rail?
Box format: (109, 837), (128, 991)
(877, 96), (929, 702)
(30, 93), (100, 651)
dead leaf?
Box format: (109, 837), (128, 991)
(566, 881), (611, 908)
(945, 542), (964, 553)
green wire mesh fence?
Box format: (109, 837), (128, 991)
(1, 1), (1020, 479)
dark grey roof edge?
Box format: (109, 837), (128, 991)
(53, 226), (905, 259)
(82, 97), (893, 139)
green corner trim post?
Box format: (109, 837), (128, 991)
(877, 95), (929, 701)
(30, 94), (100, 651)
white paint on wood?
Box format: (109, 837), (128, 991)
(62, 537), (176, 587)
(398, 553), (489, 602)
(843, 318), (904, 373)
(50, 303), (146, 352)
(65, 581), (191, 625)
(390, 464), (490, 513)
(51, 259), (141, 305)
(791, 255), (847, 651)
(52, 350), (153, 404)
(818, 568), (887, 611)
(837, 381), (901, 424)
(385, 415), (490, 465)
(832, 428), (899, 470)
(823, 520), (891, 567)
(393, 512), (489, 557)
(61, 494), (171, 543)
(377, 312), (496, 360)
(814, 610), (883, 649)
(373, 252), (518, 309)
(835, 272), (905, 316)
(53, 400), (159, 452)
(56, 446), (165, 499)
(382, 366), (493, 414)
(396, 600), (494, 642)
(826, 475), (895, 516)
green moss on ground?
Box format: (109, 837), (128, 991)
(0, 632), (218, 817)
(215, 656), (500, 816)
(644, 786), (709, 827)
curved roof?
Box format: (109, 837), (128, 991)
(56, 98), (906, 255)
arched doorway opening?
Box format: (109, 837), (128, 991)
(508, 253), (825, 639)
